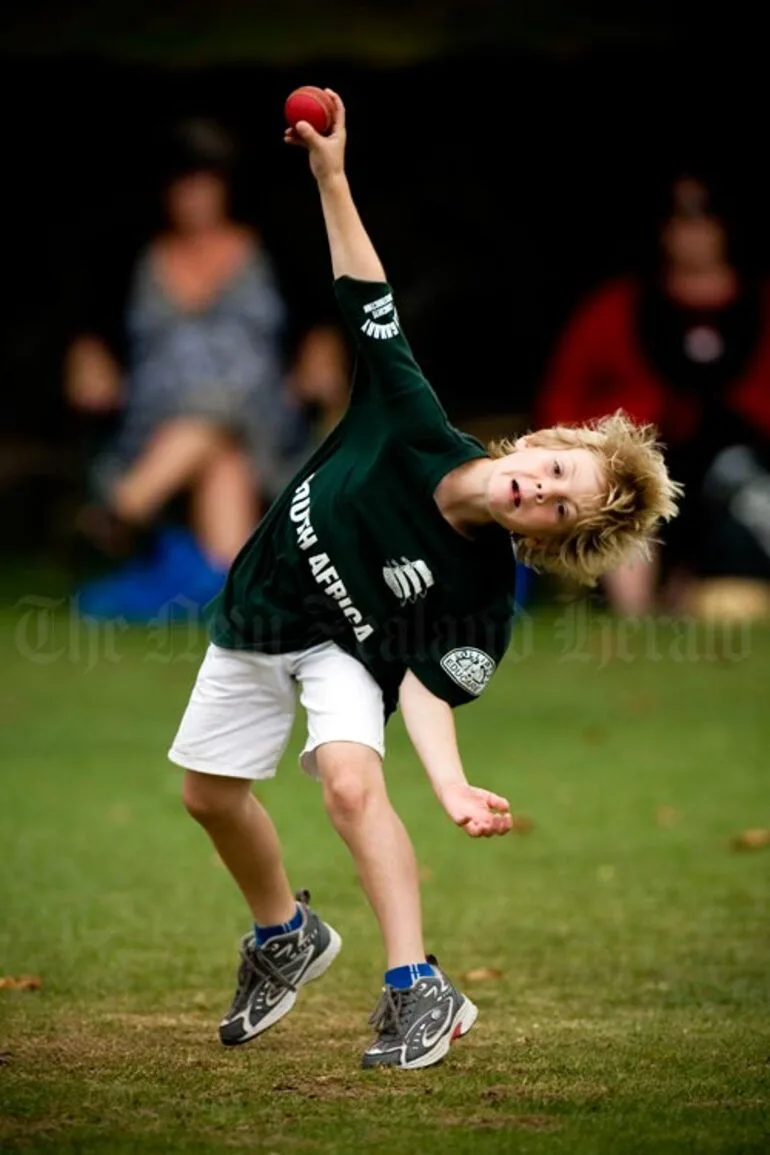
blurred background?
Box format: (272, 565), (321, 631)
(2, 0), (770, 620)
(1, 11), (768, 1151)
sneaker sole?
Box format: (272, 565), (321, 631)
(219, 925), (342, 1047)
(363, 995), (479, 1071)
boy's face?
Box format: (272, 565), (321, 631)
(486, 443), (605, 537)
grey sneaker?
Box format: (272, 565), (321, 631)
(361, 955), (478, 1070)
(218, 890), (341, 1046)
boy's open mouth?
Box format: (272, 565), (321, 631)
(511, 479), (521, 508)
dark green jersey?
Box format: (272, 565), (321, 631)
(208, 276), (516, 717)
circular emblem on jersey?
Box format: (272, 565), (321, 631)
(439, 647), (496, 697)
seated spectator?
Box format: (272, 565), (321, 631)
(65, 118), (348, 619)
(535, 174), (770, 615)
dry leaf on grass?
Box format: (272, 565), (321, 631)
(730, 828), (770, 851)
(580, 725), (606, 745)
(461, 966), (504, 983)
(0, 975), (42, 991)
(625, 694), (658, 716)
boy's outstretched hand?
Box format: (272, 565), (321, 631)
(284, 88), (347, 185)
(439, 783), (513, 838)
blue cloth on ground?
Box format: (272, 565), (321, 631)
(76, 526), (227, 622)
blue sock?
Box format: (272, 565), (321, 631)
(254, 905), (302, 946)
(385, 962), (435, 990)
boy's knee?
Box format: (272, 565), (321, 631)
(181, 770), (250, 825)
(317, 744), (384, 826)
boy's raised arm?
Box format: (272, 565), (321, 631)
(286, 90), (386, 283)
(286, 90), (462, 441)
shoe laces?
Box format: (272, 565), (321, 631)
(368, 954), (444, 1036)
(230, 890), (311, 1012)
(247, 939), (299, 991)
(368, 985), (418, 1037)
(230, 936), (298, 1014)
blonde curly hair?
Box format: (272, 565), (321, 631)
(488, 411), (683, 586)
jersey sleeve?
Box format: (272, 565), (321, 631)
(406, 605), (512, 708)
(334, 275), (455, 439)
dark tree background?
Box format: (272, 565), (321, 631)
(0, 1), (764, 548)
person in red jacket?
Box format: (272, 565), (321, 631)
(536, 175), (770, 613)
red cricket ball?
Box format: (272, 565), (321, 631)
(284, 86), (334, 135)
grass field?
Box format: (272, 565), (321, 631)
(1, 593), (768, 1154)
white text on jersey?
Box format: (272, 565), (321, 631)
(290, 476), (375, 643)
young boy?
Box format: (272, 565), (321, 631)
(168, 91), (680, 1071)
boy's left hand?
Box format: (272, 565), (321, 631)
(439, 783), (513, 838)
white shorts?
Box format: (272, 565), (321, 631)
(167, 641), (386, 781)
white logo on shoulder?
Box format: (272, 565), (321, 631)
(440, 647), (496, 697)
(362, 293), (400, 340)
(382, 557), (434, 604)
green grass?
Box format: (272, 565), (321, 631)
(1, 597), (769, 1154)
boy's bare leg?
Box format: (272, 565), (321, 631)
(181, 770), (296, 925)
(182, 769), (342, 1046)
(315, 741), (426, 968)
(316, 740), (476, 1069)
